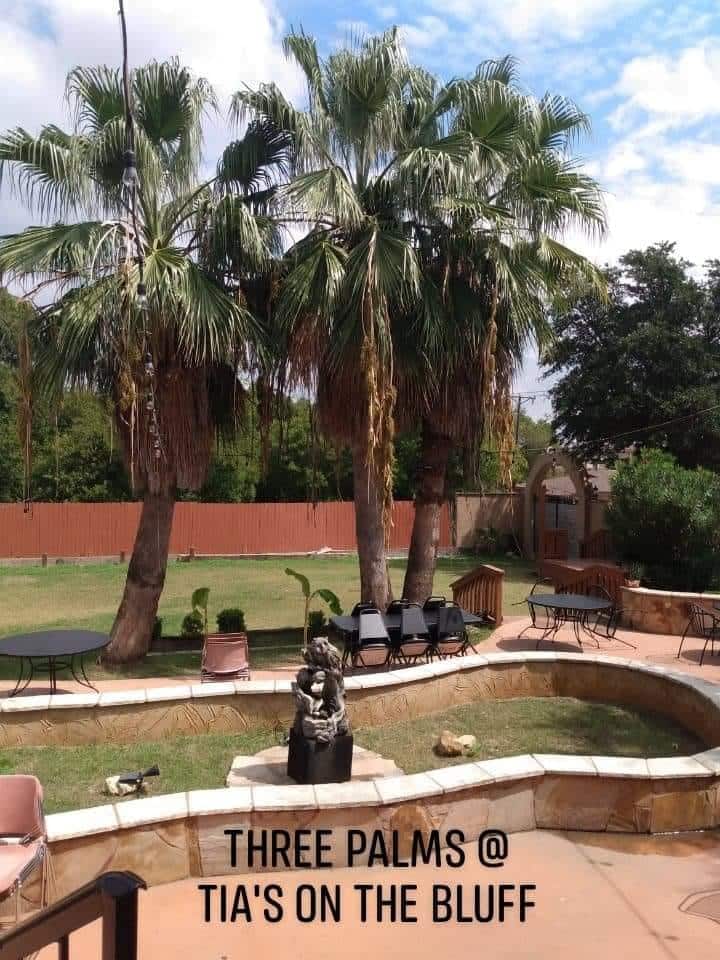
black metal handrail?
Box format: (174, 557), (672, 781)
(0, 871), (146, 960)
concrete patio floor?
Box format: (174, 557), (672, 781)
(37, 830), (720, 959)
(2, 615), (718, 695)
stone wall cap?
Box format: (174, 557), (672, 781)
(188, 787), (253, 816)
(145, 685), (193, 703)
(646, 756), (716, 778)
(591, 756), (650, 778)
(695, 748), (720, 774)
(48, 692), (100, 709)
(373, 772), (443, 804)
(475, 754), (544, 782)
(115, 792), (189, 828)
(46, 804), (119, 841)
(251, 783), (317, 811)
(190, 682), (237, 699)
(533, 754), (598, 776)
(0, 695), (51, 712)
(98, 689), (147, 707)
(426, 763), (495, 793)
(314, 780), (382, 808)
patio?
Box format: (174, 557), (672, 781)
(36, 830), (720, 960)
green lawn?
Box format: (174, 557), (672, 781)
(0, 553), (534, 637)
(1, 696), (702, 814)
(0, 553), (532, 677)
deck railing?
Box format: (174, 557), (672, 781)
(0, 871), (145, 960)
(543, 560), (626, 605)
(580, 528), (614, 561)
(450, 563), (504, 625)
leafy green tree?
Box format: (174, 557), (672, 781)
(0, 60), (285, 662)
(546, 244), (720, 469)
(607, 448), (720, 591)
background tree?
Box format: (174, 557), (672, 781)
(545, 243), (720, 468)
(0, 60), (284, 662)
(238, 28), (485, 608)
(397, 60), (605, 601)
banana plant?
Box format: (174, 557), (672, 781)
(285, 568), (342, 647)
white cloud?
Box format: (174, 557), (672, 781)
(611, 40), (720, 130)
(423, 0), (646, 41)
(0, 0), (303, 232)
(399, 17), (449, 51)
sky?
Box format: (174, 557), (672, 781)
(1, 0), (720, 419)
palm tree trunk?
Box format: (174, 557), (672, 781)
(103, 489), (176, 664)
(353, 443), (392, 609)
(403, 422), (452, 603)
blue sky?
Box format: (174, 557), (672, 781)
(2, 0), (720, 417)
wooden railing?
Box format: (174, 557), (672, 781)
(580, 528), (614, 560)
(541, 529), (568, 560)
(450, 564), (504, 625)
(543, 560), (626, 605)
(0, 871), (145, 960)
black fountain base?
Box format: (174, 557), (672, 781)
(287, 730), (354, 785)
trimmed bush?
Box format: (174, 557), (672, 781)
(607, 449), (720, 591)
(216, 607), (246, 634)
(181, 610), (205, 639)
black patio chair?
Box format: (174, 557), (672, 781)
(386, 599), (411, 615)
(431, 602), (473, 659)
(585, 584), (623, 640)
(352, 608), (391, 669)
(422, 595), (447, 612)
(391, 603), (432, 665)
(678, 603), (720, 666)
(515, 578), (555, 640)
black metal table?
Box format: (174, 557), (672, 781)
(0, 630), (110, 695)
(330, 608), (486, 639)
(526, 594), (613, 650)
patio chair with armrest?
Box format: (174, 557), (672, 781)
(0, 775), (48, 926)
(515, 578), (555, 640)
(678, 603), (720, 666)
(586, 584), (621, 636)
(386, 599), (411, 615)
(352, 608), (391, 669)
(201, 633), (250, 682)
(392, 603), (433, 665)
(422, 596), (447, 612)
(432, 602), (472, 659)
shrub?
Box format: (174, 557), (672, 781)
(216, 608), (246, 634)
(181, 610), (205, 639)
(607, 449), (720, 591)
(151, 617), (163, 644)
(307, 610), (326, 637)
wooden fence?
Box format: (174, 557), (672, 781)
(0, 501), (452, 559)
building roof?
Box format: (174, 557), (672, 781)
(542, 462), (615, 498)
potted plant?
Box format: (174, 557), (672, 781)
(624, 562), (644, 588)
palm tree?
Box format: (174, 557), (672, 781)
(399, 60), (606, 600)
(235, 28), (479, 608)
(0, 60), (288, 662)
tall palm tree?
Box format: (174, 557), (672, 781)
(398, 60), (606, 600)
(236, 28), (479, 608)
(0, 60), (288, 662)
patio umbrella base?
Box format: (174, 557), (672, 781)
(287, 730), (354, 784)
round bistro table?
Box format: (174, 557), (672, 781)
(0, 630), (110, 696)
(526, 593), (613, 651)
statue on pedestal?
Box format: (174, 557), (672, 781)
(287, 637), (353, 783)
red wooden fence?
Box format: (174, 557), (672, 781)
(0, 501), (452, 558)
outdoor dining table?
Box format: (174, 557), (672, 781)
(0, 629), (110, 696)
(330, 607), (486, 639)
(526, 593), (613, 651)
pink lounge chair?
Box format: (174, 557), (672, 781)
(200, 633), (250, 682)
(0, 775), (47, 924)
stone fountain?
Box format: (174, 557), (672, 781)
(286, 637), (353, 784)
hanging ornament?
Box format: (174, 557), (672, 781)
(136, 282), (149, 312)
(122, 149), (138, 189)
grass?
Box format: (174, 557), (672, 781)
(354, 697), (705, 774)
(0, 553), (534, 636)
(0, 696), (704, 814)
(0, 553), (533, 677)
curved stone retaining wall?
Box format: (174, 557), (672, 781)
(2, 652), (719, 749)
(622, 585), (720, 636)
(3, 652), (719, 910)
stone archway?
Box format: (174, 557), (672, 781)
(522, 451), (590, 559)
